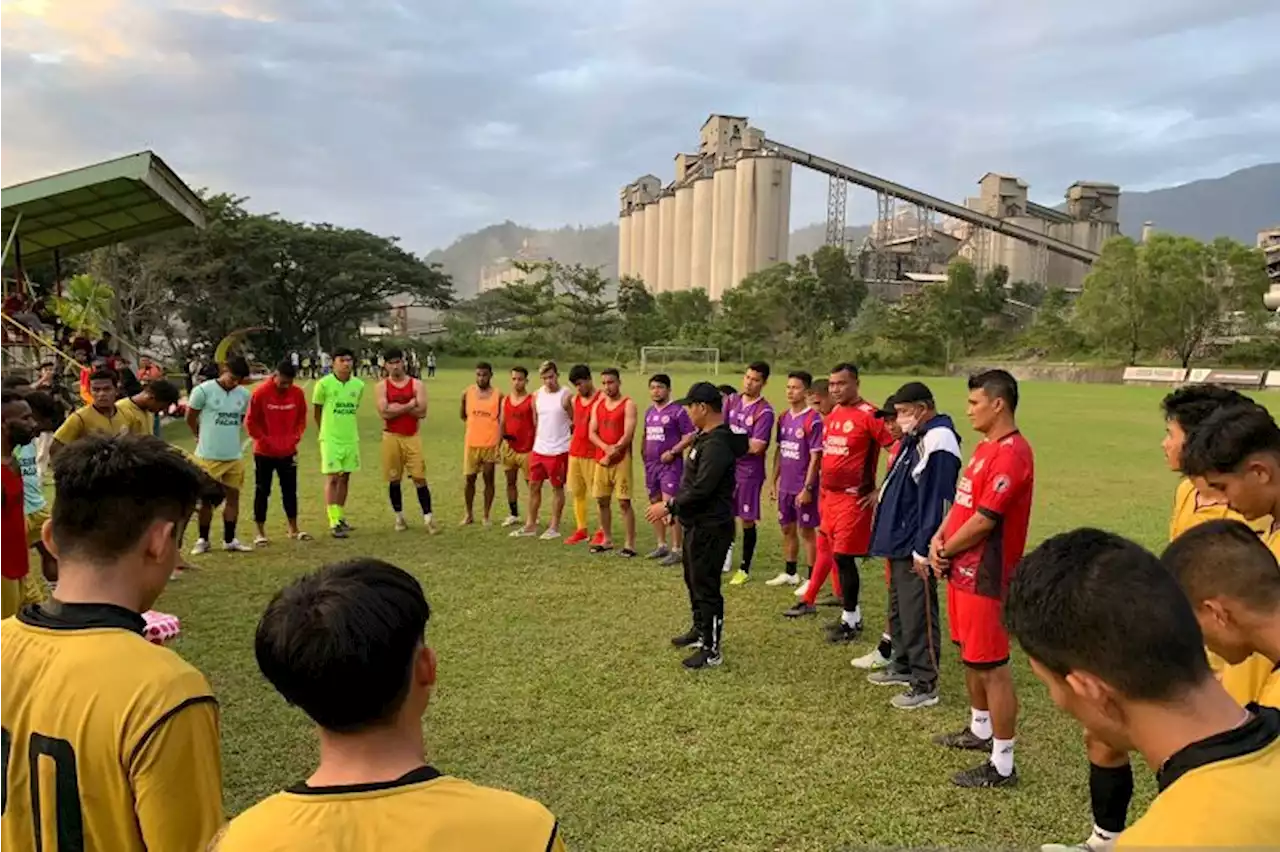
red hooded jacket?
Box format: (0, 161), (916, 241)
(246, 380), (307, 457)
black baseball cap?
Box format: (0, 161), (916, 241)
(676, 381), (723, 409)
(873, 395), (897, 419)
(892, 381), (934, 406)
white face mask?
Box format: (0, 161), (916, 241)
(897, 414), (918, 434)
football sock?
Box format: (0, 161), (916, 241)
(1089, 761), (1133, 835)
(198, 521), (211, 542)
(835, 553), (860, 612)
(841, 607), (861, 628)
(573, 493), (589, 532)
(991, 738), (1015, 776)
(877, 633), (893, 659)
(970, 708), (993, 740)
(785, 560), (797, 576)
(741, 526), (757, 572)
(223, 521), (236, 544)
(326, 504), (341, 528)
(416, 484), (433, 515)
(388, 482), (403, 513)
(509, 499), (519, 516)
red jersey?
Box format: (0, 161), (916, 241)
(503, 394), (536, 454)
(384, 378), (419, 437)
(595, 397), (630, 465)
(819, 400), (892, 497)
(944, 430), (1035, 599)
(2, 465), (28, 580)
(247, 381), (307, 457)
(570, 392), (601, 459)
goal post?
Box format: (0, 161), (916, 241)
(639, 346), (720, 376)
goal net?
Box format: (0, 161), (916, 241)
(639, 346), (720, 376)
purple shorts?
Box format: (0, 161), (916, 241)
(734, 478), (764, 523)
(778, 491), (820, 528)
(645, 460), (682, 498)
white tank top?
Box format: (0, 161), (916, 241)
(533, 387), (572, 455)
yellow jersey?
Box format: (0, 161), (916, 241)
(1, 602), (224, 852)
(1222, 652), (1279, 707)
(213, 766), (565, 852)
(1118, 705), (1280, 848)
(114, 397), (154, 435)
(52, 402), (148, 445)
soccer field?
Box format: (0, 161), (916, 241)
(161, 368), (1271, 851)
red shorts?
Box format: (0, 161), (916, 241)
(817, 490), (873, 556)
(947, 583), (1010, 668)
(528, 452), (568, 487)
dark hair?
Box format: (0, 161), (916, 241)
(333, 347), (355, 359)
(809, 379), (829, 395)
(276, 359), (297, 379)
(88, 368), (118, 385)
(746, 361), (771, 380)
(255, 559), (430, 733)
(145, 379), (181, 407)
(51, 434), (203, 562)
(787, 370), (813, 389)
(1161, 384), (1252, 432)
(717, 384), (736, 397)
(1004, 528), (1210, 702)
(1161, 519), (1280, 611)
(1181, 404), (1280, 476)
(829, 362), (859, 379)
(511, 365), (529, 378)
(968, 369), (1019, 412)
(224, 356), (251, 380)
(383, 348), (404, 362)
(20, 390), (61, 424)
(476, 361), (493, 373)
(649, 373), (671, 388)
(568, 364), (592, 384)
(1, 389), (25, 409)
(601, 367), (620, 380)
(1, 375), (31, 391)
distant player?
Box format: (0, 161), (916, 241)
(724, 361), (775, 585)
(642, 373), (696, 566)
(512, 361), (572, 539)
(186, 356), (253, 554)
(460, 361), (501, 526)
(500, 366), (536, 527)
(376, 348), (435, 533)
(564, 364), (602, 546)
(247, 359), (309, 545)
(16, 390), (61, 585)
(1, 434), (224, 851)
(589, 368), (638, 556)
(2, 391), (38, 618)
(211, 559), (566, 851)
(313, 348), (366, 538)
(426, 350), (437, 378)
(767, 371), (822, 587)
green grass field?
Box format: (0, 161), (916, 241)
(158, 369), (1270, 851)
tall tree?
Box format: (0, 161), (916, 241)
(810, 244), (867, 332)
(1074, 236), (1152, 365)
(497, 263), (558, 355)
(552, 262), (615, 360)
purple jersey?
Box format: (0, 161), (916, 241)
(643, 403), (694, 463)
(726, 393), (775, 482)
(777, 407), (822, 495)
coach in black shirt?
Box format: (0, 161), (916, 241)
(646, 382), (747, 670)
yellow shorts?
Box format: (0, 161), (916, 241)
(382, 432), (426, 482)
(462, 445), (499, 476)
(197, 457), (245, 490)
(501, 444), (529, 476)
(592, 457), (633, 501)
(568, 455), (598, 497)
(26, 506), (50, 546)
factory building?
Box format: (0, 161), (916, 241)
(1261, 226), (1280, 310)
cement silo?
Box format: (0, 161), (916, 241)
(629, 204), (646, 282)
(673, 184), (695, 291)
(710, 165), (736, 300)
(657, 192), (676, 293)
(690, 175), (714, 294)
(642, 202), (661, 291)
(753, 156), (791, 270)
(731, 156), (758, 290)
(618, 213), (632, 279)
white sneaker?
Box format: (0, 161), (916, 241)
(424, 516), (440, 535)
(510, 526), (538, 538)
(765, 572), (800, 587)
(794, 579), (810, 598)
(1042, 828), (1119, 852)
(501, 515), (521, 527)
(851, 648), (892, 670)
(539, 528), (561, 541)
(394, 516), (408, 532)
(190, 539), (211, 556)
(223, 539), (254, 553)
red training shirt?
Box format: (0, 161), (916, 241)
(944, 430), (1035, 599)
(2, 465), (29, 580)
(570, 392), (601, 459)
(503, 394), (536, 454)
(383, 378), (420, 437)
(247, 381), (308, 457)
(594, 397), (631, 466)
(820, 400), (893, 497)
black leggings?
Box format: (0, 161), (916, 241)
(254, 454), (298, 523)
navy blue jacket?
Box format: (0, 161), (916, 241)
(869, 413), (962, 560)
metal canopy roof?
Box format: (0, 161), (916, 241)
(1, 151), (207, 264)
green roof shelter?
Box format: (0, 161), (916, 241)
(2, 150), (207, 275)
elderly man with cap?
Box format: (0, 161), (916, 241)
(646, 381), (747, 670)
(868, 381), (962, 710)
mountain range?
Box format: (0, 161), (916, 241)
(426, 163), (1279, 298)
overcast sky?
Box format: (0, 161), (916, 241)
(3, 0), (1276, 253)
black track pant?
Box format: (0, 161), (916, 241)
(682, 521), (734, 654)
(254, 454), (299, 523)
(888, 556), (941, 691)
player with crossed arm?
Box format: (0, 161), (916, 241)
(376, 349), (435, 534)
(588, 368), (638, 557)
(500, 366), (536, 527)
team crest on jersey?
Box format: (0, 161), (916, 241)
(993, 474), (1011, 493)
(794, 427), (804, 438)
(841, 420), (853, 433)
(661, 415), (669, 424)
(746, 415), (754, 426)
